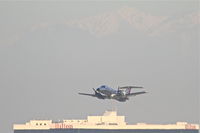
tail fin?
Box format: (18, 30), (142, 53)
(119, 86), (143, 95)
(118, 87), (132, 95)
(126, 87), (131, 94)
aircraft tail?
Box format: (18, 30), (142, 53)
(119, 86), (143, 94)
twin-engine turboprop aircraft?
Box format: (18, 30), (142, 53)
(79, 85), (147, 102)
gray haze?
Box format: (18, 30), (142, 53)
(0, 1), (199, 133)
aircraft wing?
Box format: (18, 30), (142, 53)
(127, 91), (147, 97)
(78, 93), (96, 97)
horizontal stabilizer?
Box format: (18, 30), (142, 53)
(119, 86), (143, 89)
(127, 91), (147, 96)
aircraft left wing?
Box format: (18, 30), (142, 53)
(127, 91), (147, 97)
(78, 93), (96, 97)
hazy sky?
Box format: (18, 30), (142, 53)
(0, 1), (199, 133)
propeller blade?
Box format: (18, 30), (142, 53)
(93, 88), (98, 94)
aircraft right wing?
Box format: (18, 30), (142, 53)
(78, 93), (96, 97)
(127, 91), (147, 97)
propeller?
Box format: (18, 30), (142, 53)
(93, 88), (99, 94)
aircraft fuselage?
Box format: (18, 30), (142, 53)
(96, 85), (128, 102)
(79, 85), (146, 102)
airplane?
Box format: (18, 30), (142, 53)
(78, 85), (147, 102)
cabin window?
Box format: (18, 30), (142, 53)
(36, 123), (38, 126)
(40, 123), (42, 125)
(44, 123), (46, 125)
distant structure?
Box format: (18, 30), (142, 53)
(13, 110), (199, 133)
